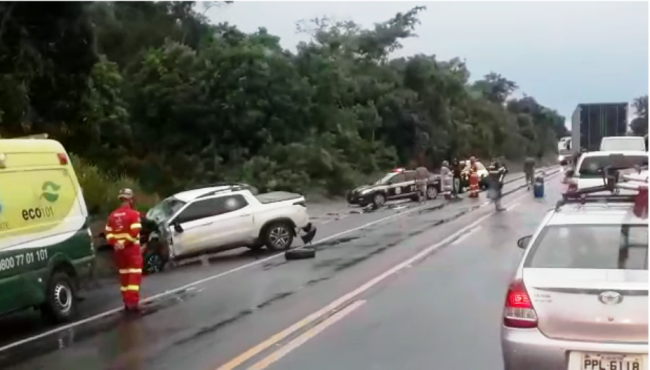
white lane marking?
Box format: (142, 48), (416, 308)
(246, 300), (366, 370)
(451, 226), (482, 246)
(0, 168), (558, 353)
(214, 194), (529, 370)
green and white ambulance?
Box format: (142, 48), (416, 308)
(0, 138), (95, 323)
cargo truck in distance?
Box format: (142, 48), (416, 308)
(571, 102), (629, 154)
(571, 102), (647, 154)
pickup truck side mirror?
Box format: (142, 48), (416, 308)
(517, 235), (532, 249)
(172, 223), (184, 233)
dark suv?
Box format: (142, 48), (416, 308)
(347, 168), (440, 208)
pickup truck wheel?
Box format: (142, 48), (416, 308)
(144, 251), (165, 275)
(263, 222), (294, 251)
(41, 271), (77, 323)
(426, 185), (439, 200)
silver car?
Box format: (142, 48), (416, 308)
(502, 200), (648, 370)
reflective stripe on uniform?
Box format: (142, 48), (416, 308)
(106, 233), (115, 240)
(119, 269), (142, 274)
(120, 285), (140, 292)
(111, 233), (139, 242)
(130, 223), (142, 230)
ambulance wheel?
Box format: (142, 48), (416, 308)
(41, 271), (78, 323)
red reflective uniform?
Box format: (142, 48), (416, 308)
(105, 204), (143, 308)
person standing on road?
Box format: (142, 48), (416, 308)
(440, 161), (452, 199)
(451, 158), (463, 199)
(487, 158), (508, 211)
(105, 188), (144, 312)
(415, 165), (429, 204)
(524, 156), (536, 190)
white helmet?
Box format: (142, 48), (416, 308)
(118, 188), (134, 200)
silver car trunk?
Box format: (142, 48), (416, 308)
(524, 268), (648, 343)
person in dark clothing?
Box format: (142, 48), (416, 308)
(451, 158), (463, 199)
(523, 157), (536, 190)
(488, 158), (508, 211)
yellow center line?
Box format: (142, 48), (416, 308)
(247, 300), (366, 370)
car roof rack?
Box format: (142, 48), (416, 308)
(187, 182), (252, 191)
(188, 182), (258, 198)
(557, 162), (648, 218)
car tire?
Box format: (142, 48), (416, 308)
(372, 193), (386, 208)
(41, 270), (78, 323)
(426, 185), (439, 200)
(143, 251), (166, 275)
(263, 222), (294, 251)
(285, 247), (316, 260)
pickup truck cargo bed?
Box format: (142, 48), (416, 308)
(255, 191), (303, 204)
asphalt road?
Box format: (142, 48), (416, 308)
(0, 167), (561, 369)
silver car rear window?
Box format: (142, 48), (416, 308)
(524, 225), (648, 270)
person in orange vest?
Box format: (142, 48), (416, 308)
(104, 188), (144, 312)
(467, 156), (480, 198)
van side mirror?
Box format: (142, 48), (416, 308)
(517, 235), (532, 249)
(565, 169), (575, 178)
(173, 223), (184, 233)
(560, 159), (568, 166)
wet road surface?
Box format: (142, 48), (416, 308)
(251, 179), (565, 370)
(0, 167), (560, 369)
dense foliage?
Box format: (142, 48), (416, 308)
(1, 2), (572, 211)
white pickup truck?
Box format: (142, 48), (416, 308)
(143, 184), (317, 272)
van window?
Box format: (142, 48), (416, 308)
(578, 155), (648, 179)
(0, 168), (83, 241)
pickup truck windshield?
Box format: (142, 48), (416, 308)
(147, 197), (186, 223)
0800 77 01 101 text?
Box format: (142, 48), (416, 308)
(0, 248), (49, 272)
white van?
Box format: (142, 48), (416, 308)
(600, 136), (646, 152)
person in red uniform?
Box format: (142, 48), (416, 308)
(104, 188), (143, 312)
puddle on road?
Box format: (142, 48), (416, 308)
(0, 288), (201, 368)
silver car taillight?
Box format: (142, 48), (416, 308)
(503, 279), (538, 328)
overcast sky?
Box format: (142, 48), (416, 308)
(206, 1), (648, 127)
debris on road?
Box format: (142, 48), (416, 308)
(285, 247), (317, 260)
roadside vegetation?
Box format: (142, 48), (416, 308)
(2, 1), (619, 216)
